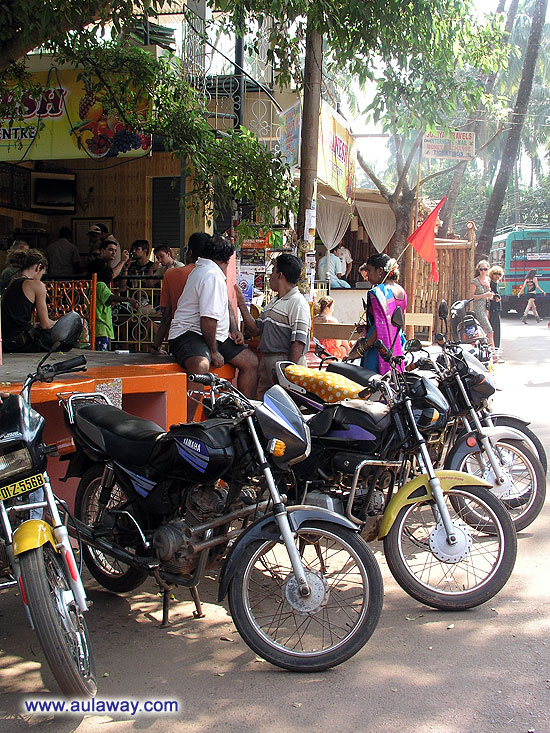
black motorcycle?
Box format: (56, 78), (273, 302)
(59, 375), (383, 672)
(274, 308), (517, 612)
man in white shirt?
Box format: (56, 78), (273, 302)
(168, 235), (258, 400)
(338, 242), (353, 282)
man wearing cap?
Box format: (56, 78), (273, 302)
(87, 224), (102, 248)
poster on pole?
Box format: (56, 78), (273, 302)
(422, 130), (475, 160)
(279, 101), (302, 167)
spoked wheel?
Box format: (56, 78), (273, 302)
(19, 544), (97, 697)
(383, 485), (517, 611)
(488, 417), (547, 475)
(75, 465), (148, 593)
(228, 522), (383, 671)
(454, 439), (546, 531)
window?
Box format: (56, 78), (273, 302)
(511, 239), (537, 260)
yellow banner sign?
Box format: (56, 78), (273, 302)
(0, 69), (151, 161)
(317, 102), (356, 202)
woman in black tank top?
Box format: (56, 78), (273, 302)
(517, 268), (544, 323)
(1, 249), (57, 352)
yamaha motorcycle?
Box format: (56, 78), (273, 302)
(59, 374), (383, 672)
(0, 313), (96, 697)
(273, 308), (517, 611)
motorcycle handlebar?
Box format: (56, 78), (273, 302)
(52, 356), (87, 374)
(188, 373), (215, 385)
(374, 339), (392, 361)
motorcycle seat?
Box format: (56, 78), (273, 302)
(74, 404), (164, 465)
(327, 362), (378, 387)
(283, 364), (364, 403)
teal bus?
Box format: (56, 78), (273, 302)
(489, 225), (550, 316)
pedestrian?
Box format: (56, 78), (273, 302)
(337, 242), (353, 282)
(317, 243), (351, 288)
(517, 268), (544, 323)
(313, 295), (351, 358)
(0, 240), (29, 293)
(235, 252), (311, 398)
(168, 235), (258, 412)
(1, 249), (59, 352)
(151, 232), (210, 355)
(153, 244), (184, 276)
(347, 253), (407, 375)
(47, 226), (81, 278)
(469, 259), (496, 355)
(88, 259), (138, 351)
(488, 265), (505, 361)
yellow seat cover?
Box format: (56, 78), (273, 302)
(284, 364), (364, 402)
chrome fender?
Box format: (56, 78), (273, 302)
(217, 505), (357, 601)
(378, 470), (492, 539)
(12, 519), (59, 557)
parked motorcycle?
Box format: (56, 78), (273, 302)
(447, 298), (493, 368)
(403, 333), (546, 531)
(0, 313), (96, 697)
(59, 374), (383, 672)
(272, 308), (517, 611)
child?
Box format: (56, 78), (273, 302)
(89, 260), (138, 351)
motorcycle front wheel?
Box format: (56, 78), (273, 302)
(383, 484), (517, 611)
(488, 416), (547, 475)
(228, 522), (383, 672)
(75, 464), (148, 593)
(454, 439), (546, 531)
(19, 543), (97, 697)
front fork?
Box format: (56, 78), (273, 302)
(405, 401), (458, 544)
(245, 416), (311, 597)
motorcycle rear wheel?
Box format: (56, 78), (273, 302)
(75, 465), (148, 593)
(453, 439), (546, 532)
(383, 485), (517, 611)
(19, 543), (97, 697)
(228, 522), (383, 672)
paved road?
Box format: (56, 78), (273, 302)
(1, 317), (549, 733)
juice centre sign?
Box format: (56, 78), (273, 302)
(422, 130), (475, 160)
(1, 69), (151, 161)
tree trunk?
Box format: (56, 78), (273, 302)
(477, 0), (548, 257)
(296, 24), (322, 242)
(439, 0), (518, 238)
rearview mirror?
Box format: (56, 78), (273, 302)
(438, 300), (449, 320)
(391, 306), (404, 330)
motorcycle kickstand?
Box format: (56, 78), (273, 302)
(190, 586), (205, 619)
(161, 588), (171, 627)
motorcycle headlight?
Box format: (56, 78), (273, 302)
(0, 444), (33, 483)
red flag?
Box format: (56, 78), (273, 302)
(407, 196), (446, 282)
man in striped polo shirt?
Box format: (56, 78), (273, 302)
(236, 253), (311, 398)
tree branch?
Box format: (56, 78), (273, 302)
(356, 150), (393, 200)
(393, 130), (423, 201)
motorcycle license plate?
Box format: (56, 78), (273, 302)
(0, 474), (46, 502)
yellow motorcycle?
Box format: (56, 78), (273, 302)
(0, 314), (96, 697)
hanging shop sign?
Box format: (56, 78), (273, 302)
(317, 102), (356, 203)
(0, 69), (151, 162)
(422, 130), (475, 160)
(279, 101), (302, 167)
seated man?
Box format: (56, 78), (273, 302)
(168, 235), (258, 414)
(317, 243), (351, 289)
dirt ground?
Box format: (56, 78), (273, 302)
(1, 317), (549, 733)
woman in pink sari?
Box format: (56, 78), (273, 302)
(348, 254), (407, 374)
